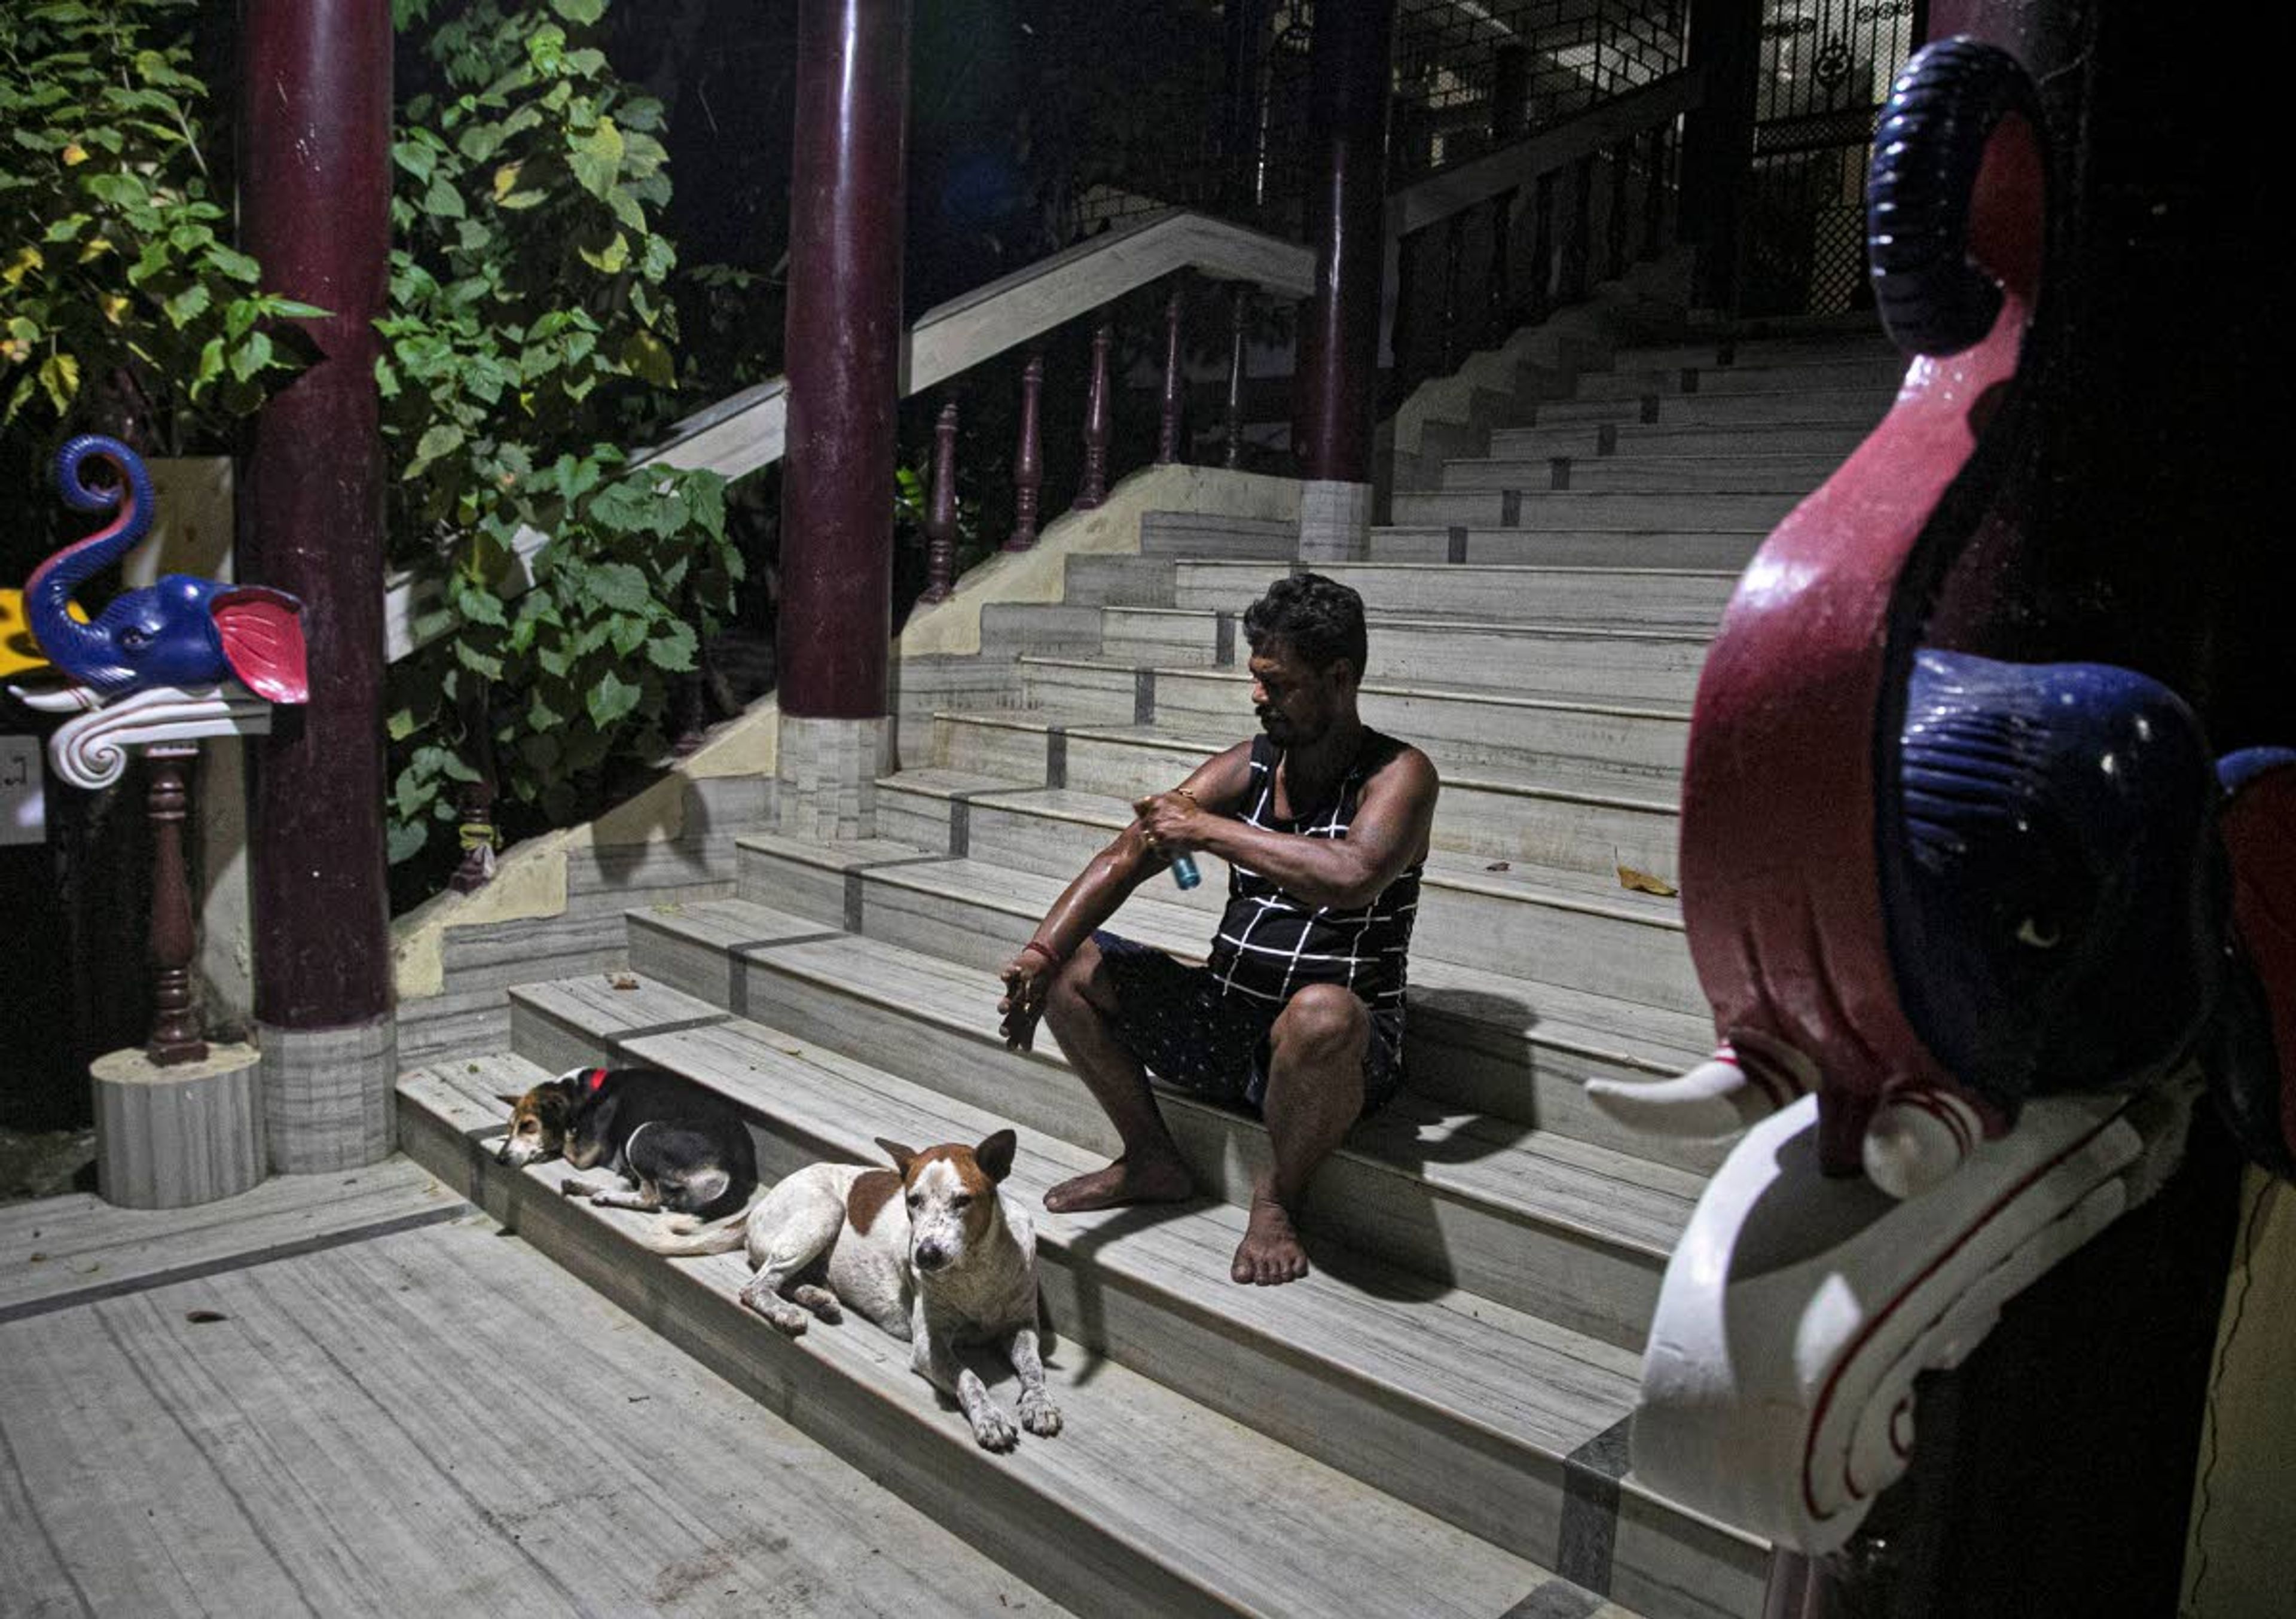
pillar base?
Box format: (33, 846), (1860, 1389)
(777, 714), (892, 840)
(1298, 480), (1373, 563)
(258, 1014), (395, 1172)
(94, 1042), (265, 1209)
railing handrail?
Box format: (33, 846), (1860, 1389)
(1385, 64), (1706, 240)
(381, 209), (1315, 661)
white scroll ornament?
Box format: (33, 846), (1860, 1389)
(7, 682), (275, 791)
(1631, 1074), (2199, 1555)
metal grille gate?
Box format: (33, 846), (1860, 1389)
(1738, 0), (1921, 316)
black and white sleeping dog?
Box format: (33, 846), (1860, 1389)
(497, 1064), (758, 1222)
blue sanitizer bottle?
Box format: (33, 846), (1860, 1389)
(1170, 853), (1202, 890)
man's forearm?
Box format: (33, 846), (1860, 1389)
(1195, 819), (1379, 910)
(1030, 841), (1153, 959)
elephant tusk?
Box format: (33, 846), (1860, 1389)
(1862, 1089), (1984, 1199)
(7, 682), (99, 714)
(1587, 1046), (1791, 1140)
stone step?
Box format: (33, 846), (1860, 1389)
(1569, 353), (1904, 400)
(400, 1051), (1631, 1619)
(1485, 421), (1870, 462)
(742, 790), (1706, 1018)
(1442, 454), (1839, 495)
(1138, 510), (1298, 558)
(1607, 334), (1898, 370)
(1388, 488), (1803, 533)
(938, 703), (1684, 885)
(1004, 657), (1692, 786)
(443, 990), (1764, 1619)
(1060, 553), (1178, 607)
(1169, 559), (1735, 632)
(610, 907), (1686, 1357)
(1523, 384), (1891, 429)
(689, 830), (1725, 1175)
(1089, 607), (1709, 703)
(1369, 526), (1766, 570)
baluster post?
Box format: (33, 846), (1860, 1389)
(1486, 188), (1515, 343)
(144, 745), (207, 1066)
(1440, 211), (1466, 371)
(1529, 170), (1558, 323)
(1224, 283), (1250, 469)
(922, 398), (960, 601)
(1642, 123), (1669, 258)
(1076, 316), (1113, 508)
(1156, 282), (1186, 464)
(1390, 230), (1420, 404)
(449, 675), (499, 892)
(1567, 152), (1596, 301)
(1607, 137), (1633, 281)
(1006, 352), (1044, 551)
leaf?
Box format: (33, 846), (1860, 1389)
(414, 423), (466, 464)
(585, 668), (642, 728)
(567, 117), (624, 200)
(620, 328), (673, 388)
(576, 231), (628, 275)
(228, 331), (274, 383)
(584, 560), (654, 613)
(423, 175), (466, 220)
(1617, 865), (1679, 898)
(163, 282), (211, 328)
(554, 0), (608, 23)
(37, 351), (80, 414)
(644, 619), (697, 671)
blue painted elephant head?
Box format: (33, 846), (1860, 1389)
(24, 435), (306, 703)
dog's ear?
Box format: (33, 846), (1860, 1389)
(974, 1129), (1018, 1184)
(494, 1093), (527, 1109)
(874, 1137), (919, 1175)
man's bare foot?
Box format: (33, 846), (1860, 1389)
(1043, 1153), (1194, 1214)
(1232, 1188), (1309, 1285)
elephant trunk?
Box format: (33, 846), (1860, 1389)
(24, 435), (154, 689)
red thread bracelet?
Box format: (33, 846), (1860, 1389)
(1018, 938), (1064, 968)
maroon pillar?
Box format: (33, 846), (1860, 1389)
(1294, 0), (1398, 484)
(778, 0), (911, 720)
(239, 1), (392, 1032)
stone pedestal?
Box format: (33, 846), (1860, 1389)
(1299, 480), (1373, 563)
(778, 714), (892, 840)
(259, 1014), (396, 1172)
(94, 1042), (265, 1209)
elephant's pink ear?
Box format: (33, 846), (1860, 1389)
(212, 587), (308, 704)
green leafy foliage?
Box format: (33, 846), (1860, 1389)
(0, 0), (320, 450)
(380, 1), (741, 888)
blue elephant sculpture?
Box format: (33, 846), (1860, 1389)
(23, 435), (306, 704)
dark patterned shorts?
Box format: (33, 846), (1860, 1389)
(1088, 931), (1406, 1116)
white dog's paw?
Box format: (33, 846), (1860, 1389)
(739, 1283), (809, 1336)
(1019, 1392), (1063, 1437)
(790, 1283), (843, 1324)
(968, 1403), (1020, 1453)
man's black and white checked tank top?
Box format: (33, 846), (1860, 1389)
(1204, 730), (1422, 1014)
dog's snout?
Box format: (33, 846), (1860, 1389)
(914, 1240), (948, 1272)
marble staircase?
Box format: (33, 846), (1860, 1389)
(399, 320), (1904, 1618)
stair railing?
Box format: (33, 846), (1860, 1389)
(1384, 65), (1705, 402)
(380, 209), (1315, 663)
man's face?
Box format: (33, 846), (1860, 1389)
(1249, 638), (1349, 746)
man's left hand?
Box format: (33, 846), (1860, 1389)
(1131, 791), (1208, 856)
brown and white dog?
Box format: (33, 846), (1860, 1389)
(652, 1130), (1060, 1452)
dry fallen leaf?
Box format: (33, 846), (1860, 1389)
(1484, 859), (1511, 872)
(1617, 865), (1679, 898)
(185, 1309), (228, 1325)
(607, 972), (640, 990)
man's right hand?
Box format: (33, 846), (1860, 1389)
(999, 951), (1054, 1051)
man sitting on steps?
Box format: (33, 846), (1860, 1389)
(996, 573), (1440, 1286)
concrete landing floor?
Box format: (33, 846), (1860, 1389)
(0, 1156), (1064, 1618)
